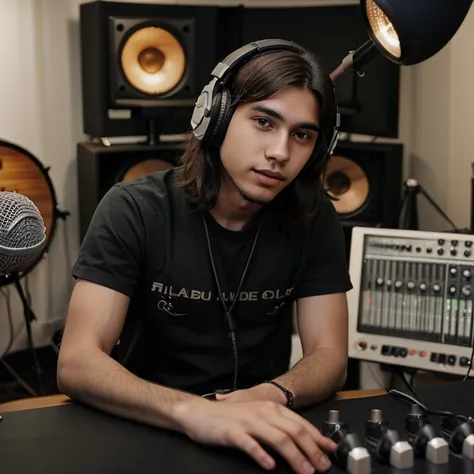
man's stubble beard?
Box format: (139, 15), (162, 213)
(222, 166), (278, 205)
(236, 183), (274, 205)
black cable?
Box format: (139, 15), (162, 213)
(407, 370), (417, 388)
(388, 388), (469, 421)
(394, 367), (420, 401)
(201, 214), (261, 392)
(462, 328), (474, 382)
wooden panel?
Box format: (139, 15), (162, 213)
(335, 389), (387, 400)
(0, 389), (387, 414)
(0, 145), (54, 240)
(0, 394), (70, 413)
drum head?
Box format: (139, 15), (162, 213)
(0, 140), (59, 284)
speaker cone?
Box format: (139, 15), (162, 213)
(121, 26), (186, 95)
(324, 155), (369, 215)
(119, 159), (174, 182)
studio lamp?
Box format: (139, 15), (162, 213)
(329, 0), (473, 232)
(331, 0), (473, 81)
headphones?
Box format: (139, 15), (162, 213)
(190, 38), (340, 161)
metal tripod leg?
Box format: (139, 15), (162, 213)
(397, 178), (458, 231)
(397, 179), (420, 230)
(418, 186), (458, 230)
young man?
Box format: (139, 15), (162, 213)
(58, 39), (352, 474)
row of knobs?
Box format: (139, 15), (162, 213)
(449, 267), (471, 279)
(375, 279), (439, 291)
(374, 279), (472, 296)
(386, 240), (473, 257)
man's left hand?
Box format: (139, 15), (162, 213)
(215, 383), (288, 405)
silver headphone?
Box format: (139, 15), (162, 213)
(190, 38), (340, 156)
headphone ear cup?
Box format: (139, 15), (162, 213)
(206, 87), (233, 148)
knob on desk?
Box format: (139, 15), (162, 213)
(364, 409), (413, 469)
(322, 410), (371, 474)
(405, 404), (449, 465)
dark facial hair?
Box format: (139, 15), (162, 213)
(223, 164), (276, 205)
(236, 184), (272, 205)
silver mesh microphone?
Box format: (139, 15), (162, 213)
(0, 191), (46, 276)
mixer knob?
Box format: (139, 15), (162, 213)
(462, 286), (472, 297)
(407, 281), (415, 290)
(466, 241), (473, 248)
(438, 248), (445, 256)
(465, 250), (472, 257)
(452, 240), (459, 246)
(376, 278), (384, 286)
(427, 247), (433, 253)
(433, 284), (441, 292)
(463, 269), (471, 279)
(451, 248), (458, 256)
(386, 279), (392, 288)
(450, 267), (457, 275)
(449, 286), (456, 295)
(395, 280), (403, 289)
(406, 245), (412, 252)
(420, 283), (427, 291)
(438, 239), (445, 245)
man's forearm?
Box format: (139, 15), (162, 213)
(273, 347), (347, 408)
(57, 348), (206, 431)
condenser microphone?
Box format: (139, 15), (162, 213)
(0, 191), (46, 276)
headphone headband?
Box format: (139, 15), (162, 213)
(211, 39), (304, 80)
(190, 38), (339, 158)
(191, 40), (304, 142)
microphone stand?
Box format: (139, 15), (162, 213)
(0, 275), (43, 401)
(396, 178), (459, 231)
(13, 277), (43, 396)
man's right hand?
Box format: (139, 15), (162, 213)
(173, 399), (337, 474)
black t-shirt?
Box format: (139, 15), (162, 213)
(71, 167), (352, 395)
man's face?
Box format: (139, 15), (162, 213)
(219, 85), (321, 205)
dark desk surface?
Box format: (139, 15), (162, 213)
(1, 383), (474, 474)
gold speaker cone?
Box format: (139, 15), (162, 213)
(324, 155), (369, 215)
(121, 26), (186, 95)
(121, 159), (174, 182)
(138, 47), (165, 74)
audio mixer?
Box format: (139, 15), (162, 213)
(348, 226), (474, 376)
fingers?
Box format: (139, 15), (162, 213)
(215, 393), (231, 401)
(265, 414), (333, 473)
(228, 432), (276, 471)
(251, 423), (322, 474)
(282, 409), (338, 452)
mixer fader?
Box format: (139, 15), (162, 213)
(348, 227), (474, 375)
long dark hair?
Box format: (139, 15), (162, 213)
(177, 44), (337, 223)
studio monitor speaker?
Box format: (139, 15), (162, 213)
(79, 1), (219, 138)
(324, 141), (403, 257)
(323, 140), (403, 391)
(77, 141), (184, 240)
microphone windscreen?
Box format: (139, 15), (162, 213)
(0, 191), (46, 276)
